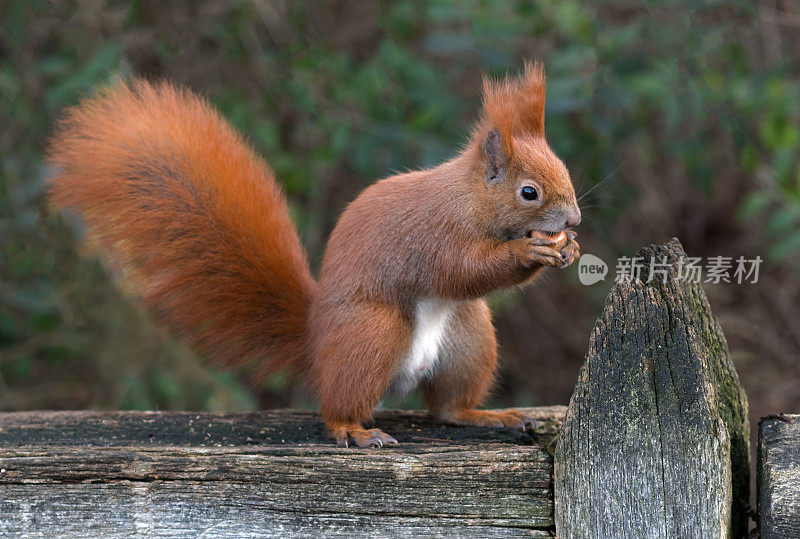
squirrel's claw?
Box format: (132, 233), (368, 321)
(366, 429), (398, 447)
(331, 423), (398, 448)
(362, 432), (398, 448)
(559, 232), (580, 267)
(521, 416), (537, 432)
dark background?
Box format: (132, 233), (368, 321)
(2, 0), (799, 480)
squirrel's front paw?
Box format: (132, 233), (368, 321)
(559, 230), (580, 267)
(512, 236), (565, 268)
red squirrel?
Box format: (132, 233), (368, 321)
(48, 62), (581, 447)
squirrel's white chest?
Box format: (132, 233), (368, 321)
(388, 298), (458, 396)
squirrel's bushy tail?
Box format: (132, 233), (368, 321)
(48, 78), (316, 379)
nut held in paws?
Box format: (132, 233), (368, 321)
(531, 230), (568, 250)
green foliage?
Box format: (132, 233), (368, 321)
(1, 0), (798, 411)
(738, 75), (800, 264)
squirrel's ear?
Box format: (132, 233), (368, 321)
(482, 128), (506, 183)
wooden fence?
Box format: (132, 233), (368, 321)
(1, 239), (796, 537)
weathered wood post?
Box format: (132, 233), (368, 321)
(554, 239), (750, 538)
(758, 414), (800, 538)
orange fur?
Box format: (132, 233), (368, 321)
(48, 79), (316, 376)
(481, 60), (546, 160)
(48, 66), (580, 448)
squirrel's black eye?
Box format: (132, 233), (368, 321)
(520, 186), (539, 201)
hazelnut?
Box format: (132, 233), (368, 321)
(531, 230), (568, 250)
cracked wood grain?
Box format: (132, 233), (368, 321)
(758, 414), (800, 539)
(554, 238), (750, 539)
(0, 407), (564, 537)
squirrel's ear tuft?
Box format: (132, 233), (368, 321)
(482, 128), (506, 183)
(480, 60), (546, 160)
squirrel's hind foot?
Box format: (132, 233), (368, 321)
(438, 409), (536, 432)
(329, 423), (398, 448)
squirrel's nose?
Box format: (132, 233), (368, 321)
(565, 207), (581, 229)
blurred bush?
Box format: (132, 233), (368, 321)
(1, 1), (798, 422)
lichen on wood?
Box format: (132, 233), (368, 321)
(554, 238), (749, 538)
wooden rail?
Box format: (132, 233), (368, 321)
(0, 407), (564, 537)
(3, 239), (792, 538)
